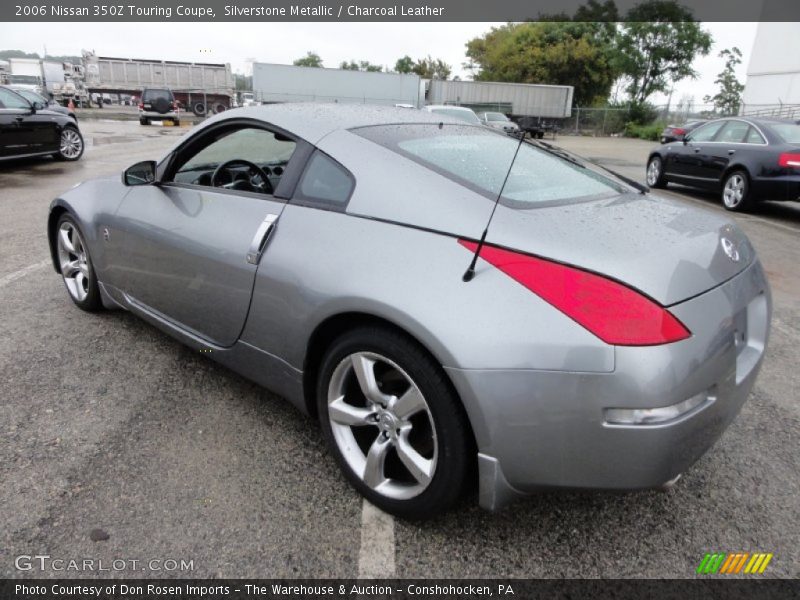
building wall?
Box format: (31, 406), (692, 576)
(742, 22), (800, 110)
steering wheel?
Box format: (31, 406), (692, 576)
(210, 159), (273, 194)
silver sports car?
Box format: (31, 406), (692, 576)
(48, 104), (771, 518)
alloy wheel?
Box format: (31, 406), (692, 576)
(723, 174), (745, 208)
(327, 351), (437, 500)
(56, 221), (90, 302)
(60, 128), (83, 159)
(646, 158), (661, 187)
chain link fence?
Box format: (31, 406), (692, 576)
(567, 103), (800, 136)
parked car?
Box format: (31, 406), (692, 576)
(7, 86), (78, 121)
(647, 117), (800, 211)
(423, 104), (481, 125)
(479, 111), (520, 133)
(660, 119), (707, 144)
(138, 87), (180, 125)
(0, 85), (84, 161)
(48, 104), (770, 517)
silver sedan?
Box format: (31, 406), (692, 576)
(47, 104), (771, 518)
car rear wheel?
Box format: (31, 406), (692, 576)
(55, 215), (101, 311)
(317, 327), (472, 519)
(722, 170), (753, 212)
(646, 156), (667, 188)
(55, 126), (84, 161)
(139, 117), (150, 126)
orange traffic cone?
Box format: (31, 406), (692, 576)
(67, 99), (75, 110)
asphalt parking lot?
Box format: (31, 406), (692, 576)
(1, 120), (798, 579)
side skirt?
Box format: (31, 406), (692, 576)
(99, 281), (307, 413)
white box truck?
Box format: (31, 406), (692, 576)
(252, 63), (424, 107)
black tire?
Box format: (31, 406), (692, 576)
(173, 119), (180, 127)
(139, 117), (150, 126)
(192, 102), (206, 116)
(54, 125), (84, 161)
(55, 214), (102, 312)
(721, 170), (754, 212)
(317, 326), (472, 519)
(213, 103), (227, 114)
(646, 155), (668, 188)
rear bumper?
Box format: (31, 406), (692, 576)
(139, 110), (178, 120)
(447, 259), (771, 510)
(751, 174), (800, 201)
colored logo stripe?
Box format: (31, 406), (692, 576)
(697, 553), (773, 574)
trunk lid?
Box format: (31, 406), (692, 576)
(484, 193), (753, 306)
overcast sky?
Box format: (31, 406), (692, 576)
(0, 21), (758, 106)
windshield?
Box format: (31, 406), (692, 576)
(429, 108), (481, 125)
(486, 113), (508, 122)
(8, 75), (40, 84)
(14, 89), (45, 104)
(770, 123), (800, 144)
(354, 124), (625, 208)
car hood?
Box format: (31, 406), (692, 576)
(481, 193), (754, 306)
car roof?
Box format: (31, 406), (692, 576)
(206, 102), (471, 143)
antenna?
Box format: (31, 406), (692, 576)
(462, 131), (526, 282)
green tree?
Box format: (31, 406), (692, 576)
(394, 55), (414, 74)
(703, 47), (744, 116)
(412, 56), (451, 80)
(233, 73), (252, 91)
(339, 60), (382, 72)
(465, 21), (620, 105)
(615, 0), (713, 104)
(293, 52), (323, 68)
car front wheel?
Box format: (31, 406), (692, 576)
(55, 215), (101, 311)
(317, 327), (472, 519)
(722, 170), (753, 212)
(646, 156), (667, 188)
(55, 126), (84, 161)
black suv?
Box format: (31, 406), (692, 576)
(0, 85), (84, 161)
(139, 88), (179, 125)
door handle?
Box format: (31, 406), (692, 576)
(728, 149), (736, 155)
(246, 213), (278, 265)
(694, 148), (701, 153)
(15, 116), (24, 122)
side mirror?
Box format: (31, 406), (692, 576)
(123, 160), (157, 186)
(682, 136), (691, 145)
(32, 101), (46, 111)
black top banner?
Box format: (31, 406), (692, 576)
(3, 0), (800, 22)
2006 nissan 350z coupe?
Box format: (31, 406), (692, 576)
(47, 104), (771, 518)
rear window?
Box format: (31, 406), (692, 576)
(353, 124), (625, 208)
(143, 89), (172, 101)
(770, 123), (800, 144)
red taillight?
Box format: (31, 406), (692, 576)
(138, 102), (144, 110)
(673, 128), (686, 136)
(778, 153), (800, 168)
(458, 240), (691, 346)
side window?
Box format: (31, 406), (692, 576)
(0, 88), (31, 110)
(716, 121), (750, 143)
(689, 121), (725, 142)
(169, 126), (296, 195)
(294, 151), (355, 209)
(745, 127), (766, 144)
